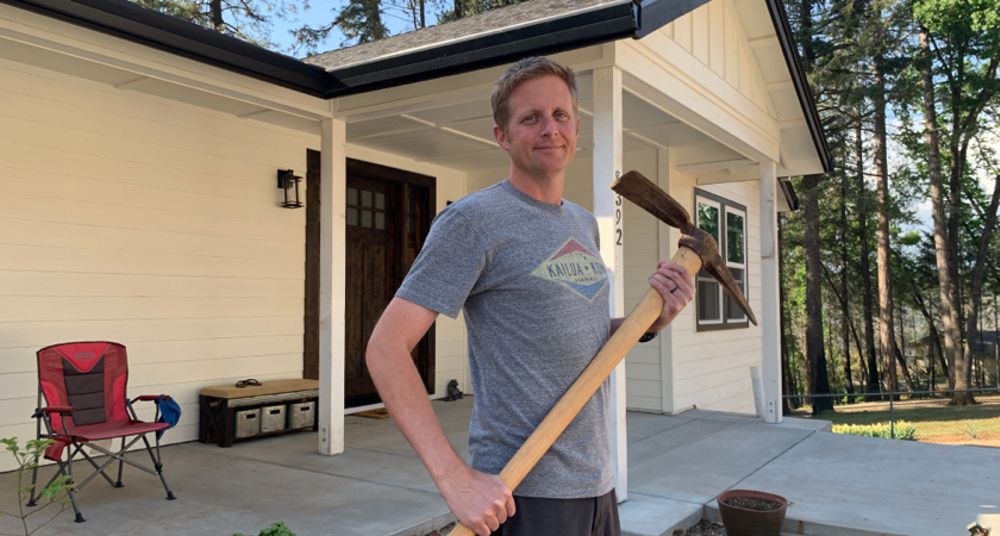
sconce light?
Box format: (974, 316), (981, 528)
(277, 169), (303, 209)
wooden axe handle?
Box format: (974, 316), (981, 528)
(447, 247), (703, 536)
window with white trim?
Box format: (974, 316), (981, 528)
(695, 190), (748, 330)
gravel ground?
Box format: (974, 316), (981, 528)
(674, 519), (726, 535)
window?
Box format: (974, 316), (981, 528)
(695, 189), (748, 330)
(346, 187), (386, 230)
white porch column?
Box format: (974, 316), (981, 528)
(592, 66), (628, 499)
(319, 117), (347, 455)
(758, 160), (783, 423)
(656, 148), (675, 414)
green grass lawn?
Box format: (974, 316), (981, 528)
(799, 393), (1000, 447)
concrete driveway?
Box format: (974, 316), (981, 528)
(1, 399), (996, 535)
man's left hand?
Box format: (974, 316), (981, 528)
(647, 261), (694, 332)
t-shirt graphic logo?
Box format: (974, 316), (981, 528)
(531, 238), (608, 301)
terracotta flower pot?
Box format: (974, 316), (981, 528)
(717, 489), (788, 536)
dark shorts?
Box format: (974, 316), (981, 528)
(490, 489), (621, 536)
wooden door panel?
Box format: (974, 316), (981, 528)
(344, 239), (366, 397)
(343, 160), (435, 407)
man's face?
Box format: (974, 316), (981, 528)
(493, 75), (580, 181)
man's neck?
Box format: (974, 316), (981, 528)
(507, 170), (564, 205)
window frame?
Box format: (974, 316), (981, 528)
(694, 189), (749, 331)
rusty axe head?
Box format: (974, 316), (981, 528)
(611, 170), (757, 325)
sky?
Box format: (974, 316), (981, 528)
(268, 1), (431, 58)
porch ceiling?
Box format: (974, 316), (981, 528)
(345, 70), (746, 176)
(0, 11), (327, 135)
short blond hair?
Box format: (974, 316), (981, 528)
(491, 56), (577, 132)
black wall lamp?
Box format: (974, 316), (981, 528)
(277, 169), (303, 209)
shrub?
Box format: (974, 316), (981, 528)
(831, 421), (917, 440)
(1, 437), (71, 536)
(233, 521), (297, 536)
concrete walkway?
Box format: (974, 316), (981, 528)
(1, 399), (997, 535)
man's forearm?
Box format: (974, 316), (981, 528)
(366, 336), (465, 482)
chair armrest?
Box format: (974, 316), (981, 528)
(32, 406), (73, 418)
(136, 395), (163, 401)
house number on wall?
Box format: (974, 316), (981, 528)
(614, 193), (623, 246)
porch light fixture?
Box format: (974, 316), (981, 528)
(277, 169), (303, 208)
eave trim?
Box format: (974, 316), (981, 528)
(765, 0), (833, 173)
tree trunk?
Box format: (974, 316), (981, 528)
(856, 118), (880, 397)
(210, 0), (223, 30)
(823, 263), (859, 399)
(779, 215), (798, 411)
(915, 291), (947, 388)
(840, 174), (855, 397)
(798, 0), (832, 413)
(963, 175), (1000, 395)
(803, 173), (834, 414)
(920, 30), (969, 403)
(873, 62), (900, 396)
(895, 295), (914, 391)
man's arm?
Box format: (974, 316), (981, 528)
(366, 297), (515, 536)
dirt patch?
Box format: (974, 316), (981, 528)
(721, 496), (783, 512)
(674, 519), (726, 535)
(917, 435), (1000, 448)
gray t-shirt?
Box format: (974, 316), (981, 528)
(397, 179), (613, 499)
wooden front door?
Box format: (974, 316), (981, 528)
(344, 159), (435, 407)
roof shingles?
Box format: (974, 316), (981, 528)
(305, 0), (625, 71)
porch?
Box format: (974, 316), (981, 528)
(2, 398), (995, 536)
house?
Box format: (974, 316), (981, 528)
(0, 0), (830, 487)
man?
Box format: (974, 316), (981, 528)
(366, 56), (694, 536)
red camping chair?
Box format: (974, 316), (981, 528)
(28, 342), (176, 522)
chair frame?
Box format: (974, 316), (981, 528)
(27, 342), (176, 523)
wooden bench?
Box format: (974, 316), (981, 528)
(198, 379), (319, 447)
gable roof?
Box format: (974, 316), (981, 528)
(307, 0), (673, 93)
(3, 0), (829, 171)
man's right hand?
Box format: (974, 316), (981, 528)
(436, 464), (515, 536)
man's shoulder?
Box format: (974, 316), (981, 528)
(561, 198), (597, 224)
(442, 180), (515, 219)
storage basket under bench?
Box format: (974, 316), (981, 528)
(198, 379), (319, 447)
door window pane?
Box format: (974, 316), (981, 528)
(347, 207), (358, 226)
(361, 190), (373, 208)
(375, 192), (385, 210)
(347, 188), (358, 206)
(375, 212), (385, 230)
(361, 210), (372, 228)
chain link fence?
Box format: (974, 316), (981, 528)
(784, 388), (1000, 446)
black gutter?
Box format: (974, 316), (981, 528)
(765, 0), (832, 173)
(2, 0), (332, 97)
(325, 2), (639, 95)
(779, 178), (800, 211)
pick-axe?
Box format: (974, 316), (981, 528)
(447, 170), (756, 536)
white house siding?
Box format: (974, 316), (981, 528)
(0, 56), (320, 471)
(619, 149), (665, 412)
(663, 0), (773, 119)
(668, 175), (762, 415)
(611, 0), (783, 415)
